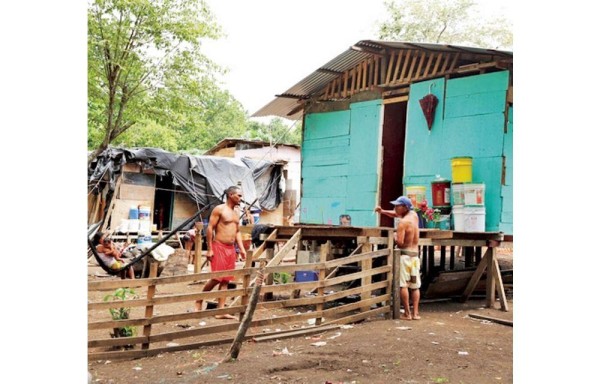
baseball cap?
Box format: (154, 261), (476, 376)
(390, 196), (413, 209)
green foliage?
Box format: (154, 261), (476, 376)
(103, 287), (138, 337)
(88, 0), (249, 160)
(273, 272), (292, 284)
(378, 0), (512, 50)
(245, 118), (302, 146)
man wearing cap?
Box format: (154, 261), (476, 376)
(375, 196), (422, 320)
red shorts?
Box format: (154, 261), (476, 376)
(211, 241), (236, 282)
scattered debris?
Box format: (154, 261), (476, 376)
(458, 351), (469, 356)
(166, 342), (179, 347)
(311, 341), (327, 347)
(396, 326), (412, 331)
(327, 332), (342, 339)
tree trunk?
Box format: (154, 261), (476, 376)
(222, 264), (265, 362)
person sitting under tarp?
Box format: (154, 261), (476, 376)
(93, 231), (135, 279)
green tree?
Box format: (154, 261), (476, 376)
(378, 0), (512, 50)
(245, 118), (302, 146)
(87, 0), (227, 162)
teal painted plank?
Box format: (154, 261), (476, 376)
(505, 166), (513, 186)
(445, 71), (509, 97)
(349, 100), (382, 174)
(441, 113), (505, 158)
(404, 78), (447, 175)
(347, 191), (378, 210)
(304, 110), (351, 140)
(345, 209), (377, 227)
(302, 136), (350, 150)
(302, 164), (348, 178)
(347, 173), (379, 193)
(498, 222), (512, 234)
(501, 211), (513, 222)
(444, 91), (507, 118)
(301, 152), (349, 167)
(501, 186), (513, 207)
(300, 197), (347, 225)
(302, 176), (347, 198)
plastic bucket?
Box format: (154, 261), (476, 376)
(452, 205), (464, 231)
(431, 178), (451, 206)
(405, 185), (427, 207)
(128, 219), (140, 233)
(463, 183), (485, 206)
(129, 206), (139, 220)
(464, 206), (486, 232)
(451, 157), (473, 183)
(451, 183), (465, 205)
(138, 206), (151, 220)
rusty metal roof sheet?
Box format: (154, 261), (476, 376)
(252, 40), (512, 120)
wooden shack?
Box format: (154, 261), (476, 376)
(253, 40), (513, 234)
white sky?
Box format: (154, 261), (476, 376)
(202, 0), (513, 120)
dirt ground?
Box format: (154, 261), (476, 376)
(88, 247), (513, 384)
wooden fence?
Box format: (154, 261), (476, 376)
(88, 226), (401, 361)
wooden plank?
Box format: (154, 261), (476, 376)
(343, 70), (348, 98)
(448, 52), (460, 72)
(251, 229), (278, 260)
(325, 305), (389, 325)
(489, 250), (509, 311)
(383, 95), (409, 104)
(393, 50), (404, 82)
(440, 53), (451, 73)
(431, 52), (444, 76)
(405, 52), (420, 82)
(468, 313), (512, 327)
(421, 52), (435, 78)
(253, 324), (341, 342)
(142, 262), (158, 350)
(385, 50), (395, 84)
(392, 250), (401, 319)
(460, 248), (490, 302)
(373, 56), (379, 88)
(414, 51), (427, 80)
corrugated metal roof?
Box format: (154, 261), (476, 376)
(252, 40), (512, 120)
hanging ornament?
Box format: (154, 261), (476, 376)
(419, 83), (438, 132)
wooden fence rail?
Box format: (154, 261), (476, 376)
(88, 227), (397, 360)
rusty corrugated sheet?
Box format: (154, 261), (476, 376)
(252, 40), (512, 120)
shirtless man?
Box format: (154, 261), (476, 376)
(195, 186), (247, 319)
(376, 196), (421, 320)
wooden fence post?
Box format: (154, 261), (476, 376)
(360, 237), (372, 312)
(392, 249), (401, 320)
(194, 221), (204, 274)
(316, 240), (330, 325)
(141, 261), (158, 350)
(385, 231), (395, 319)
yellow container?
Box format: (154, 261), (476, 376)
(405, 185), (427, 207)
(451, 157), (473, 183)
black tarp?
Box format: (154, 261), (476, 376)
(88, 147), (283, 211)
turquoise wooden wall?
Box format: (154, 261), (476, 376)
(405, 70), (511, 233)
(499, 105), (513, 233)
(301, 100), (382, 226)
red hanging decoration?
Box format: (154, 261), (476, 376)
(419, 93), (438, 131)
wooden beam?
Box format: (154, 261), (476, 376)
(385, 50), (396, 84)
(468, 313), (512, 327)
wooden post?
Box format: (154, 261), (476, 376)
(440, 246), (446, 271)
(316, 240), (331, 325)
(263, 247), (275, 301)
(194, 221), (204, 274)
(142, 261), (158, 350)
(385, 231), (395, 319)
(222, 260), (265, 363)
(392, 249), (401, 320)
(450, 246), (455, 270)
(360, 237), (372, 312)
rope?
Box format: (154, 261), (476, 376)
(89, 204), (213, 276)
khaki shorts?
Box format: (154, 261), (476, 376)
(399, 254), (421, 289)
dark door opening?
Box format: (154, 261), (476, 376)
(380, 101), (407, 228)
(154, 175), (174, 231)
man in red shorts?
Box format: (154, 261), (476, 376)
(195, 185), (247, 318)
